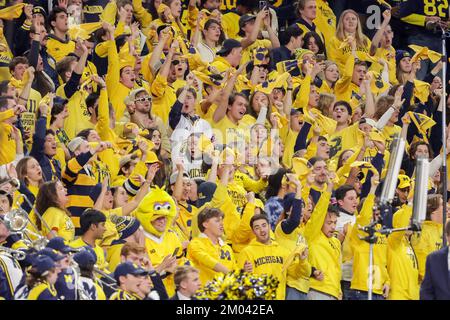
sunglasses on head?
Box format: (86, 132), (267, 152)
(135, 96), (152, 103)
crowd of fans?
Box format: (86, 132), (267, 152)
(0, 0), (450, 300)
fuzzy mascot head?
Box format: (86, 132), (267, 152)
(134, 186), (177, 237)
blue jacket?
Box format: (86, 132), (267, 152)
(29, 115), (62, 182)
(420, 246), (450, 300)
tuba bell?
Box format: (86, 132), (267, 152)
(0, 245), (27, 260)
(4, 208), (29, 233)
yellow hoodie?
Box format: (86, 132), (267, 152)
(187, 233), (236, 286)
(349, 194), (390, 294)
(275, 223), (312, 294)
(237, 239), (308, 300)
(411, 220), (443, 281)
(304, 191), (342, 299)
(387, 205), (420, 300)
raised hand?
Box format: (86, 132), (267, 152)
(146, 163), (160, 182)
(24, 4), (33, 20)
(58, 0), (68, 9)
(91, 74), (106, 88)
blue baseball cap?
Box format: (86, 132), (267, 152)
(33, 255), (56, 275)
(38, 248), (66, 262)
(19, 248), (38, 269)
(73, 247), (97, 267)
(196, 182), (217, 208)
(113, 262), (148, 284)
(47, 237), (79, 254)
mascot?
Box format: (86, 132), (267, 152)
(134, 186), (183, 296)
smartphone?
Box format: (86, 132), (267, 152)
(172, 247), (180, 257)
(316, 53), (326, 62)
(259, 0), (268, 11)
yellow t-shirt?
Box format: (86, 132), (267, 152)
(144, 230), (183, 296)
(328, 123), (362, 159)
(42, 207), (75, 242)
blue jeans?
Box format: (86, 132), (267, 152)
(341, 281), (352, 300)
(347, 289), (385, 300)
(286, 287), (308, 300)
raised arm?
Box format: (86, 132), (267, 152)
(212, 64), (247, 123)
(303, 173), (333, 241)
(29, 102), (49, 162)
(149, 27), (171, 75)
(263, 11), (280, 48)
(369, 10), (391, 56)
(280, 175), (302, 234)
(64, 40), (88, 99)
(240, 10), (266, 49)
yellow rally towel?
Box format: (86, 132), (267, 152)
(413, 79), (430, 104)
(407, 111), (436, 143)
(377, 0), (392, 9)
(253, 47), (269, 66)
(255, 72), (290, 94)
(0, 3), (26, 20)
(350, 161), (378, 175)
(191, 70), (225, 87)
(309, 108), (337, 135)
(276, 59), (301, 75)
(409, 45), (442, 64)
(68, 22), (103, 40)
(118, 42), (136, 69)
(282, 242), (307, 274)
(292, 157), (311, 178)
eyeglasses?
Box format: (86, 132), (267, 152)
(135, 96), (152, 103)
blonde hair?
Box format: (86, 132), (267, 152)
(335, 9), (368, 47)
(317, 93), (335, 117)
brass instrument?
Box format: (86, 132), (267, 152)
(3, 193), (51, 251)
(0, 245), (26, 260)
(93, 266), (119, 291)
